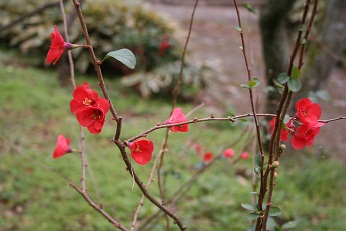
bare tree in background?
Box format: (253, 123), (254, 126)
(260, 0), (346, 114)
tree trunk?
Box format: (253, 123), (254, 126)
(291, 0), (346, 108)
(259, 0), (297, 114)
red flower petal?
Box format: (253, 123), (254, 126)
(129, 139), (154, 165)
(203, 152), (213, 163)
(46, 25), (65, 65)
(53, 135), (71, 158)
(70, 83), (99, 113)
(75, 106), (107, 134)
(164, 108), (189, 132)
(296, 98), (322, 126)
(223, 148), (234, 158)
(240, 152), (249, 159)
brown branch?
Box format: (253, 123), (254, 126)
(70, 183), (128, 231)
(233, 0), (266, 214)
(125, 113), (277, 143)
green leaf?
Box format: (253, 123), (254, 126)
(240, 83), (249, 89)
(248, 78), (260, 89)
(277, 73), (290, 84)
(238, 118), (248, 122)
(268, 206), (282, 217)
(291, 66), (300, 78)
(241, 78), (260, 89)
(103, 48), (136, 69)
(234, 26), (242, 32)
(241, 203), (258, 211)
(315, 90), (331, 101)
(248, 212), (261, 220)
(282, 220), (299, 229)
(254, 153), (262, 168)
(273, 80), (285, 90)
(287, 78), (302, 92)
(242, 3), (256, 14)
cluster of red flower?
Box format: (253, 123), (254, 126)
(70, 83), (110, 134)
(270, 98), (323, 150)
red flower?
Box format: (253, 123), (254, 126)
(240, 152), (249, 159)
(203, 152), (213, 163)
(53, 135), (72, 158)
(158, 35), (170, 56)
(291, 122), (324, 150)
(296, 98), (321, 126)
(70, 82), (99, 113)
(46, 25), (80, 65)
(75, 98), (110, 134)
(269, 118), (293, 142)
(164, 108), (188, 132)
(129, 139), (154, 165)
(223, 148), (234, 158)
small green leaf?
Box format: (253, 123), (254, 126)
(277, 73), (290, 84)
(103, 48), (136, 69)
(291, 66), (300, 78)
(287, 78), (302, 92)
(240, 83), (249, 89)
(282, 220), (299, 229)
(248, 78), (260, 89)
(315, 90), (331, 102)
(268, 206), (282, 217)
(248, 212), (261, 220)
(241, 203), (258, 211)
(242, 3), (256, 14)
(273, 81), (285, 90)
(254, 166), (261, 176)
(238, 118), (248, 122)
(235, 26), (242, 32)
(254, 153), (262, 168)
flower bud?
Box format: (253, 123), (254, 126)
(272, 161), (280, 168)
(279, 144), (286, 152)
(274, 172), (278, 179)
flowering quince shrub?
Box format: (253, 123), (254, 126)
(48, 1), (346, 231)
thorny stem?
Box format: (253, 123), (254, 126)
(233, 0), (266, 212)
(261, 1), (317, 230)
(126, 113), (277, 143)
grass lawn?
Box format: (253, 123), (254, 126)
(1, 56), (346, 230)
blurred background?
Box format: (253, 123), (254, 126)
(1, 0), (345, 230)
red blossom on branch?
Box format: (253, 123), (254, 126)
(128, 139), (154, 165)
(291, 122), (324, 150)
(240, 152), (249, 159)
(70, 82), (99, 113)
(53, 135), (72, 158)
(269, 118), (293, 142)
(75, 98), (110, 134)
(223, 148), (234, 158)
(203, 152), (214, 163)
(164, 108), (188, 132)
(296, 98), (321, 126)
(46, 25), (81, 65)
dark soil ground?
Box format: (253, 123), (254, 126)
(149, 2), (346, 162)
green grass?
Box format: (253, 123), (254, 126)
(1, 58), (346, 231)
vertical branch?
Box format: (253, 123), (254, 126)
(172, 0), (199, 108)
(260, 1), (318, 230)
(232, 0), (266, 211)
